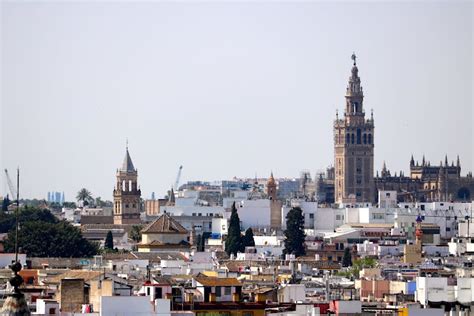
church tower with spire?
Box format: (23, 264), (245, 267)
(113, 144), (142, 225)
(334, 54), (375, 203)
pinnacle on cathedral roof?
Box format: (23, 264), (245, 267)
(121, 146), (136, 172)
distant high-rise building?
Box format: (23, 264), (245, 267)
(334, 54), (375, 203)
(47, 191), (65, 204)
(113, 145), (141, 225)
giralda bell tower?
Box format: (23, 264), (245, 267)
(334, 54), (375, 204)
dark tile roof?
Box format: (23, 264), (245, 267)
(122, 147), (135, 172)
(142, 213), (188, 234)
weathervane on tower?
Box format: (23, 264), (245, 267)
(351, 52), (357, 65)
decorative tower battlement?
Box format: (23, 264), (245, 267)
(334, 54), (375, 204)
(113, 145), (141, 225)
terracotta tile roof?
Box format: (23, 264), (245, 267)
(46, 270), (102, 284)
(195, 275), (242, 287)
(142, 213), (188, 234)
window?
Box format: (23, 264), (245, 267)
(372, 213), (384, 220)
(327, 256), (333, 261)
(446, 227), (451, 232)
(309, 214), (314, 219)
(224, 287), (231, 295)
(49, 308), (56, 315)
(368, 134), (372, 144)
(192, 213), (196, 216)
(336, 215), (342, 220)
(198, 213), (202, 216)
(357, 129), (361, 144)
(215, 286), (221, 297)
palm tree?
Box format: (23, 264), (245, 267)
(76, 188), (93, 206)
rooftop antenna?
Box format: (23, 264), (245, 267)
(0, 167), (30, 315)
(15, 168), (19, 262)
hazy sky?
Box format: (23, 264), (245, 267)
(1, 1), (473, 201)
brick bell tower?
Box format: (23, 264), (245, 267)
(334, 53), (375, 204)
(113, 143), (141, 225)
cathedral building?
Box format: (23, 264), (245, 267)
(374, 155), (474, 202)
(113, 145), (142, 225)
(334, 54), (375, 203)
(325, 54), (474, 204)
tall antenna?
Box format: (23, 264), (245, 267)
(0, 166), (29, 316)
(15, 168), (19, 262)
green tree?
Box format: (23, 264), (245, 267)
(2, 195), (10, 213)
(76, 188), (93, 206)
(0, 207), (58, 233)
(241, 227), (255, 251)
(341, 257), (377, 278)
(4, 221), (98, 257)
(130, 225), (142, 242)
(342, 247), (352, 267)
(196, 234), (203, 252)
(283, 207), (306, 257)
(225, 202), (242, 256)
(95, 197), (106, 207)
(62, 201), (77, 208)
(105, 231), (114, 250)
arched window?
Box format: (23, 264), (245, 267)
(346, 133), (350, 144)
(351, 134), (355, 144)
(368, 134), (372, 144)
(356, 129), (361, 144)
(363, 134), (367, 144)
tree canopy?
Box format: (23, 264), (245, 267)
(225, 202), (242, 256)
(105, 231), (114, 250)
(283, 207), (306, 257)
(130, 225), (143, 243)
(4, 221), (99, 257)
(0, 207), (58, 234)
(241, 227), (255, 251)
(2, 196), (10, 213)
(342, 247), (353, 267)
(76, 188), (93, 206)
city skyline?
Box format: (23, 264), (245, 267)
(1, 1), (472, 200)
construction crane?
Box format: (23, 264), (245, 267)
(4, 169), (17, 200)
(174, 165), (183, 191)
